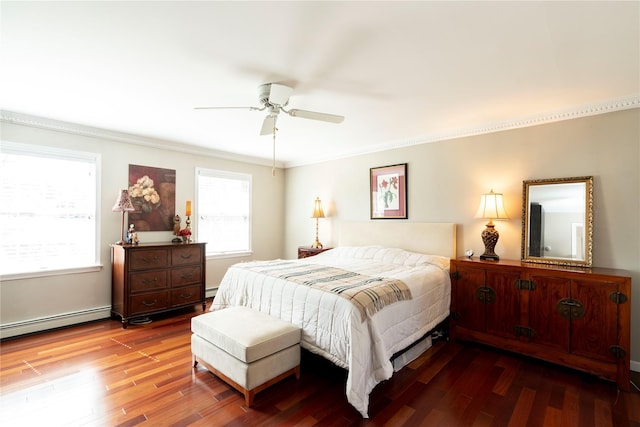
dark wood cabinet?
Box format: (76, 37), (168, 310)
(111, 242), (206, 327)
(450, 257), (631, 390)
(297, 246), (333, 259)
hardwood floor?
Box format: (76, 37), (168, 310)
(1, 303), (638, 427)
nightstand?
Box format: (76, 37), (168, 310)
(297, 246), (333, 259)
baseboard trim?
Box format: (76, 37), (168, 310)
(0, 306), (111, 340)
(631, 360), (640, 373)
(205, 286), (218, 299)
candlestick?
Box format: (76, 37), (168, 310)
(185, 215), (192, 243)
(186, 200), (192, 217)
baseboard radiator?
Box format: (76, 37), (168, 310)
(0, 306), (111, 340)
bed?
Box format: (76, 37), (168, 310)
(210, 221), (456, 417)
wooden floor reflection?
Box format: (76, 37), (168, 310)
(1, 304), (638, 426)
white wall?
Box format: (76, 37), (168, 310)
(0, 121), (285, 338)
(284, 109), (640, 367)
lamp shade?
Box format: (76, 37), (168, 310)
(475, 190), (508, 220)
(112, 189), (135, 213)
(311, 197), (325, 218)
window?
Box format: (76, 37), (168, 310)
(196, 168), (251, 256)
(0, 141), (100, 277)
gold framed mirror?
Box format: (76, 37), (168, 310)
(521, 176), (593, 267)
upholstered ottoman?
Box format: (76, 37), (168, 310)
(191, 306), (301, 406)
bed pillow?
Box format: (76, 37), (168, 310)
(315, 246), (450, 269)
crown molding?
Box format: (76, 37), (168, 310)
(284, 95), (640, 168)
(0, 110), (282, 169)
(3, 95), (638, 169)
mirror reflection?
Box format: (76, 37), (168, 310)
(522, 176), (593, 267)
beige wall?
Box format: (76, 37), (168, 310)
(0, 121), (285, 338)
(2, 109), (638, 367)
(284, 109), (640, 367)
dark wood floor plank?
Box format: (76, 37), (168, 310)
(543, 406), (563, 427)
(459, 365), (503, 425)
(492, 354), (522, 396)
(560, 387), (580, 427)
(1, 306), (636, 427)
(506, 387), (536, 427)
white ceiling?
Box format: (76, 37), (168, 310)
(1, 1), (638, 168)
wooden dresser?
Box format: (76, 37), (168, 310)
(111, 242), (206, 328)
(450, 257), (631, 390)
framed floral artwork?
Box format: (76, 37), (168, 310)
(370, 163), (407, 219)
(128, 164), (176, 231)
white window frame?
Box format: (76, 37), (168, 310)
(195, 168), (252, 258)
(0, 141), (101, 280)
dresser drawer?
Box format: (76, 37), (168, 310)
(171, 245), (202, 266)
(129, 291), (169, 315)
(129, 249), (168, 270)
(170, 266), (201, 287)
(170, 285), (203, 306)
(130, 271), (168, 293)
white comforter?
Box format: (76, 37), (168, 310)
(210, 246), (451, 417)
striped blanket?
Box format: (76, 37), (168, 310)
(237, 260), (412, 321)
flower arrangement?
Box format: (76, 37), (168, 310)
(379, 175), (399, 208)
(128, 175), (160, 213)
(178, 228), (192, 237)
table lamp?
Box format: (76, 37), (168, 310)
(112, 189), (135, 245)
(475, 189), (508, 260)
(311, 197), (325, 249)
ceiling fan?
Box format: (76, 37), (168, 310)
(195, 83), (345, 136)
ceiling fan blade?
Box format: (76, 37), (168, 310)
(286, 109), (344, 124)
(260, 114), (278, 136)
(267, 83), (293, 106)
(194, 106), (262, 111)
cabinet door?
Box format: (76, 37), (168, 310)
(485, 269), (521, 339)
(571, 278), (619, 362)
(528, 274), (571, 352)
(452, 263), (486, 332)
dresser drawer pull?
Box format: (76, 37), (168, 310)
(179, 292), (193, 299)
(141, 277), (159, 285)
(180, 253), (193, 259)
(142, 299), (158, 307)
(180, 272), (194, 279)
(142, 256), (160, 264)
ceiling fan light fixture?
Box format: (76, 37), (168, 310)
(258, 83), (292, 107)
(260, 114), (278, 136)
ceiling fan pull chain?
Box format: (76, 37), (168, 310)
(272, 125), (277, 176)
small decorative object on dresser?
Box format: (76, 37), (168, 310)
(297, 246), (333, 259)
(111, 242), (206, 328)
(450, 257), (631, 391)
(172, 214), (182, 243)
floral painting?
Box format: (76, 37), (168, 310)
(128, 164), (176, 231)
(370, 163), (407, 219)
